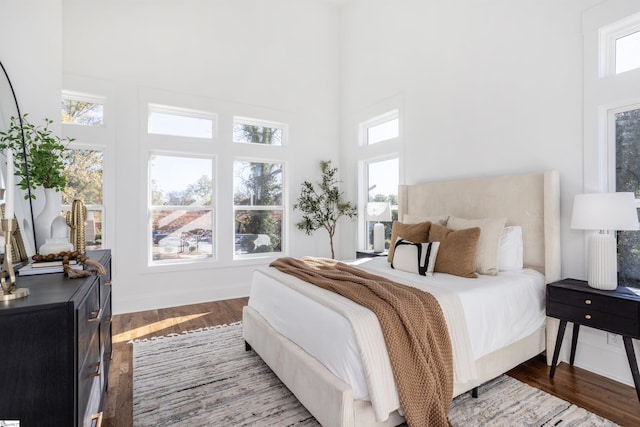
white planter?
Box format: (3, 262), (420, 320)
(34, 188), (63, 250)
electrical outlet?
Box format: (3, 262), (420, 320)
(607, 332), (622, 346)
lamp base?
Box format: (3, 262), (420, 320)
(373, 222), (385, 253)
(587, 233), (618, 290)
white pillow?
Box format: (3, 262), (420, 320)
(391, 239), (440, 276)
(447, 216), (507, 276)
(498, 226), (524, 271)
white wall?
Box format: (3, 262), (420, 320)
(61, 0), (342, 313)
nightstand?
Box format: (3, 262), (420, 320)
(547, 278), (640, 401)
(356, 250), (388, 259)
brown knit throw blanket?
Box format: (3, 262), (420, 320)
(270, 257), (453, 427)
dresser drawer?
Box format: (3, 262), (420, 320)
(78, 330), (101, 426)
(78, 280), (101, 371)
(548, 286), (638, 320)
(548, 300), (640, 337)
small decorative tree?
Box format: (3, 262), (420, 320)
(294, 160), (357, 259)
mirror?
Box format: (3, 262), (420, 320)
(0, 60), (37, 261)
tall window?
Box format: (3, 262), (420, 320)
(63, 149), (104, 250)
(233, 160), (283, 257)
(366, 158), (399, 250)
(615, 106), (640, 286)
(149, 154), (214, 264)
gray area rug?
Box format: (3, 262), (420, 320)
(132, 322), (618, 426)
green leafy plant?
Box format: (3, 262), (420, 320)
(0, 115), (72, 198)
(294, 160), (357, 259)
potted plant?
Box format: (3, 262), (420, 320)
(0, 114), (72, 248)
(294, 160), (357, 259)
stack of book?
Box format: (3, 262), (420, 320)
(18, 259), (83, 276)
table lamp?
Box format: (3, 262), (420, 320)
(571, 192), (639, 290)
(366, 202), (392, 252)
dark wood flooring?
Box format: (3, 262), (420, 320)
(103, 298), (640, 427)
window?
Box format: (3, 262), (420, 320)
(233, 160), (283, 256)
(63, 148), (104, 250)
(148, 104), (216, 139)
(61, 92), (104, 126)
(616, 30), (640, 74)
(363, 110), (399, 145)
(149, 154), (214, 264)
(615, 106), (640, 286)
(233, 117), (286, 146)
(365, 157), (399, 250)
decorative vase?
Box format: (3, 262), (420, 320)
(34, 188), (63, 250)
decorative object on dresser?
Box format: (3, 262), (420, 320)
(0, 114), (73, 249)
(293, 160), (357, 259)
(366, 201), (392, 252)
(570, 192), (639, 290)
(66, 199), (87, 253)
(547, 278), (640, 402)
(0, 216), (26, 301)
(0, 249), (112, 426)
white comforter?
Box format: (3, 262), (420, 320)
(248, 257), (545, 422)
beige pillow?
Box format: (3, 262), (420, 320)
(403, 214), (449, 226)
(446, 216), (507, 276)
(429, 224), (481, 278)
(387, 221), (431, 262)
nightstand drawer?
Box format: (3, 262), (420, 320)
(547, 301), (640, 336)
(548, 286), (638, 320)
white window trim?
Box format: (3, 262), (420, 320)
(359, 109), (399, 147)
(599, 11), (640, 77)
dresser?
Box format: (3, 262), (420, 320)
(547, 278), (640, 402)
(0, 249), (112, 426)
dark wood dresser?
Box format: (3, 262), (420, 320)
(0, 249), (112, 426)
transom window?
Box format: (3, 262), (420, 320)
(233, 160), (283, 257)
(61, 92), (104, 126)
(362, 110), (399, 145)
(148, 104), (216, 139)
(149, 154), (214, 264)
(233, 117), (286, 146)
(600, 12), (640, 76)
(616, 30), (640, 74)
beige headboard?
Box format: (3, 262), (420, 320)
(398, 170), (561, 283)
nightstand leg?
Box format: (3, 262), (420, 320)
(570, 323), (580, 365)
(622, 336), (640, 402)
(550, 320), (567, 379)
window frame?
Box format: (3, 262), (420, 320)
(147, 103), (218, 140)
(232, 158), (285, 259)
(599, 11), (640, 77)
(147, 152), (216, 266)
(233, 116), (288, 146)
(61, 90), (106, 127)
(359, 109), (399, 146)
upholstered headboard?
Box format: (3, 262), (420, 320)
(398, 170), (561, 283)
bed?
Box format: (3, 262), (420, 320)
(242, 170), (561, 427)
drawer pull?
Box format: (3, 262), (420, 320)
(585, 299), (592, 305)
(585, 314), (592, 320)
(88, 308), (103, 322)
(91, 411), (103, 427)
(104, 280), (112, 286)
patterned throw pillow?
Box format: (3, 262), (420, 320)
(390, 239), (440, 276)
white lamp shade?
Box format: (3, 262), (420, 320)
(571, 192), (639, 290)
(366, 202), (392, 222)
(571, 192), (639, 231)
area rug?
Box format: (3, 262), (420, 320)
(132, 323), (618, 426)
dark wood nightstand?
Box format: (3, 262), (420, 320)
(356, 250), (388, 259)
(547, 278), (640, 401)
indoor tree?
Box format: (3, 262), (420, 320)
(294, 160), (357, 259)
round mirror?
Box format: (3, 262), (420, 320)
(0, 60), (37, 261)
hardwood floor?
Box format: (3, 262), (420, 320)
(103, 298), (640, 427)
